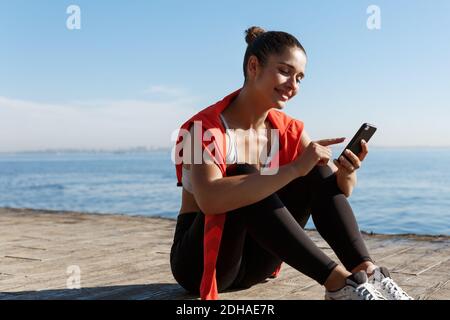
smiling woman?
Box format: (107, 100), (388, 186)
(169, 26), (412, 301)
(241, 26), (307, 110)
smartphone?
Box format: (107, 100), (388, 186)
(339, 123), (377, 162)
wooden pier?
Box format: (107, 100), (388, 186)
(0, 208), (449, 300)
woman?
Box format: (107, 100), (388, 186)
(170, 26), (412, 300)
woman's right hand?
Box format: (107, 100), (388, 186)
(292, 138), (346, 177)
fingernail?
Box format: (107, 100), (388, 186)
(345, 149), (350, 154)
(361, 140), (366, 144)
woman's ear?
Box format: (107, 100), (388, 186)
(246, 55), (261, 81)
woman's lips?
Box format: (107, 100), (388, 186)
(275, 89), (290, 101)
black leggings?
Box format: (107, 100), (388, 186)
(170, 163), (373, 294)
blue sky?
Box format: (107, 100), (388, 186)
(1, 0), (449, 151)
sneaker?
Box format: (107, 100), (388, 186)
(368, 266), (414, 300)
(325, 271), (386, 300)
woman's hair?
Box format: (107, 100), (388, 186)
(243, 26), (306, 80)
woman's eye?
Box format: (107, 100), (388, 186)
(279, 67), (302, 84)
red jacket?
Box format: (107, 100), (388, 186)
(174, 88), (304, 299)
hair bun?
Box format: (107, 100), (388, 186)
(245, 26), (266, 45)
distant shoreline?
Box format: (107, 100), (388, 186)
(2, 146), (450, 154)
(1, 206), (449, 240)
(0, 147), (172, 155)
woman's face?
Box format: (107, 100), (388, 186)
(249, 46), (307, 109)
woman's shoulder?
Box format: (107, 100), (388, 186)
(268, 109), (304, 134)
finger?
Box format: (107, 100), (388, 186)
(317, 150), (331, 166)
(338, 155), (356, 172)
(343, 149), (361, 169)
(333, 158), (344, 170)
(316, 137), (346, 147)
(318, 154), (331, 166)
(318, 145), (332, 159)
(317, 155), (330, 166)
(310, 144), (331, 160)
(359, 140), (369, 161)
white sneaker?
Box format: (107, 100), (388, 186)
(325, 271), (386, 300)
(368, 267), (414, 300)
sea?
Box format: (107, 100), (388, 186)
(0, 148), (449, 236)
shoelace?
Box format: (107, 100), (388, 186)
(356, 283), (386, 300)
(380, 277), (412, 300)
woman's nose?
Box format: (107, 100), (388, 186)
(287, 76), (299, 91)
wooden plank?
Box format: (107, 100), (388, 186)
(1, 208), (449, 300)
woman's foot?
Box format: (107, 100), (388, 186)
(325, 271), (386, 300)
(368, 266), (414, 300)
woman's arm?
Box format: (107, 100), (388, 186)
(183, 125), (298, 214)
(188, 126), (343, 214)
(191, 162), (298, 214)
(300, 129), (357, 197)
(300, 129), (338, 173)
(332, 140), (369, 197)
(334, 164), (357, 197)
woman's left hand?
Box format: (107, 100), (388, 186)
(333, 139), (369, 173)
(332, 140), (369, 196)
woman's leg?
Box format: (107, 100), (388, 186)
(171, 163), (358, 293)
(218, 163), (338, 290)
(231, 164), (376, 290)
(170, 164), (256, 293)
(281, 164), (373, 272)
(230, 163), (316, 288)
(170, 212), (206, 293)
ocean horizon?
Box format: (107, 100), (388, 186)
(0, 148), (449, 236)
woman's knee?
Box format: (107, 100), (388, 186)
(306, 165), (339, 191)
(308, 165), (334, 181)
(225, 163), (286, 214)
